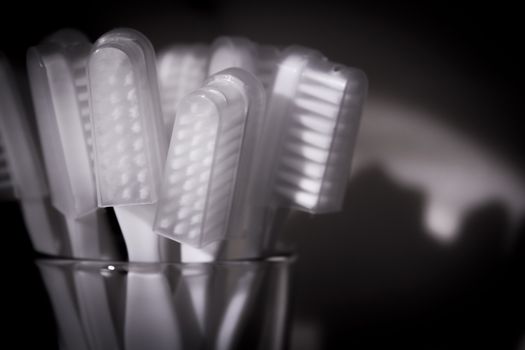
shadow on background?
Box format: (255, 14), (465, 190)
(286, 166), (525, 349)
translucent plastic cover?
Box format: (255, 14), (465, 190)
(154, 68), (266, 247)
(157, 45), (209, 131)
(27, 29), (97, 217)
(260, 46), (368, 213)
(89, 28), (167, 207)
(0, 53), (48, 199)
(209, 37), (279, 92)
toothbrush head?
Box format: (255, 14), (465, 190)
(157, 44), (209, 131)
(209, 37), (279, 92)
(154, 68), (266, 248)
(0, 53), (48, 200)
(27, 29), (97, 218)
(89, 28), (167, 207)
(265, 46), (368, 213)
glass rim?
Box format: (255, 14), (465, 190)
(36, 252), (296, 269)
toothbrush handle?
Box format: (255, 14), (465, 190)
(65, 210), (122, 260)
(20, 198), (64, 255)
(74, 268), (120, 350)
(38, 262), (91, 350)
(125, 271), (182, 350)
(114, 205), (179, 262)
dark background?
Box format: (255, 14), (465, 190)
(2, 1), (524, 349)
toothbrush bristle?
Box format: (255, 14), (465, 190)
(158, 46), (209, 129)
(274, 55), (367, 212)
(72, 57), (96, 165)
(0, 135), (13, 196)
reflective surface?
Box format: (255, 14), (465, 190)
(37, 256), (293, 350)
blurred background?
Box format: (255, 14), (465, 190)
(1, 0), (524, 349)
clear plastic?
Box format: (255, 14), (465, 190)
(0, 54), (73, 255)
(154, 68), (266, 248)
(89, 28), (167, 207)
(258, 46), (368, 213)
(27, 29), (97, 218)
(157, 44), (209, 131)
(208, 37), (280, 92)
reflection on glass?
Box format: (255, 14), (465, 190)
(37, 256), (293, 350)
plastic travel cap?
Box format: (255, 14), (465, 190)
(27, 29), (97, 217)
(89, 28), (167, 207)
(154, 68), (266, 248)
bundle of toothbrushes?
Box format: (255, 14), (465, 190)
(0, 28), (367, 263)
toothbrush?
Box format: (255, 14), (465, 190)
(226, 46), (368, 258)
(0, 53), (66, 256)
(89, 28), (182, 350)
(157, 44), (228, 338)
(211, 266), (263, 350)
(88, 28), (174, 261)
(157, 44), (209, 132)
(27, 29), (122, 260)
(155, 36), (279, 258)
(203, 46), (367, 349)
(153, 67), (266, 248)
(203, 36), (282, 259)
(27, 29), (126, 350)
(38, 262), (91, 350)
(153, 67), (266, 343)
(210, 41), (367, 215)
(257, 46), (367, 214)
(157, 43), (227, 263)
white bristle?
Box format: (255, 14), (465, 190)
(157, 45), (209, 131)
(296, 113), (335, 133)
(294, 96), (340, 119)
(0, 135), (13, 197)
(154, 69), (265, 247)
(266, 47), (367, 212)
(302, 67), (347, 89)
(72, 58), (96, 169)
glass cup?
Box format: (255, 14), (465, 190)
(37, 255), (294, 350)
